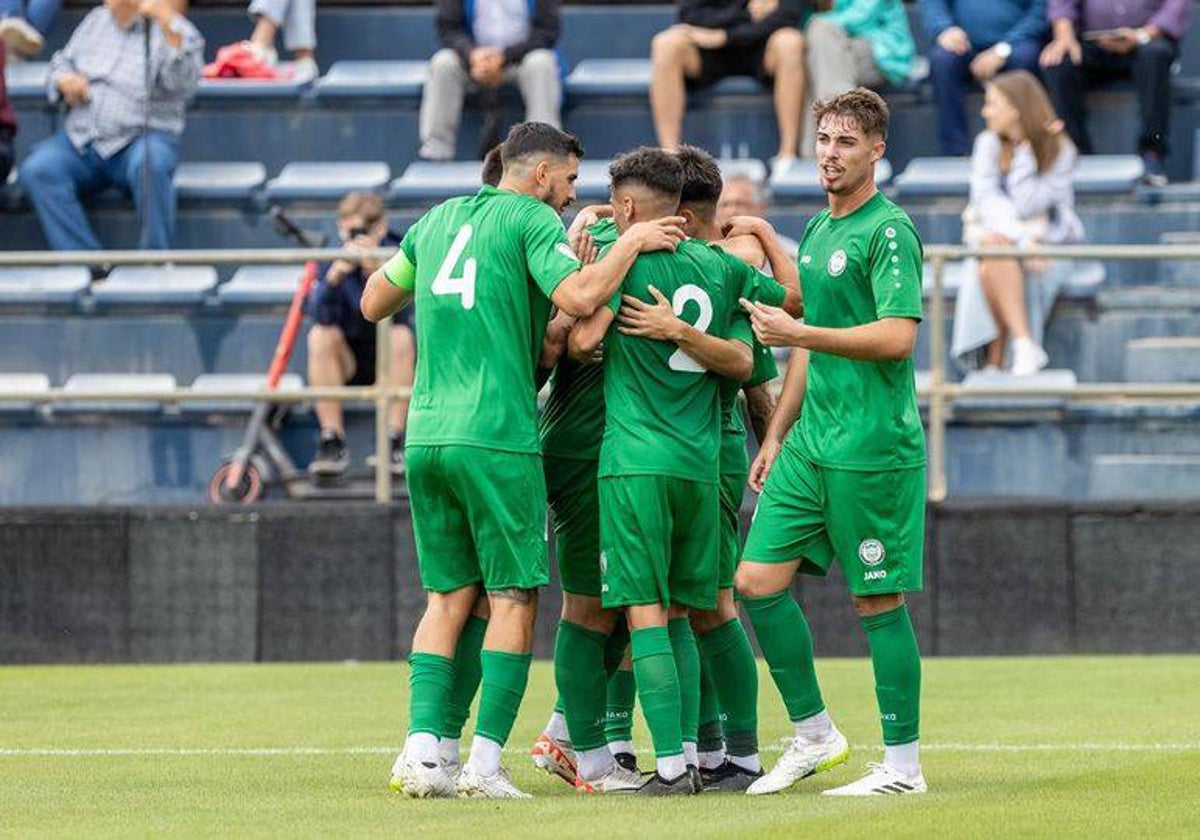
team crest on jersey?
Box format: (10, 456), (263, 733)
(858, 538), (885, 567)
(827, 249), (848, 277)
(800, 254), (812, 265)
(556, 242), (582, 263)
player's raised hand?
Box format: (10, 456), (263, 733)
(625, 217), (687, 253)
(574, 230), (599, 265)
(721, 215), (771, 240)
(741, 298), (804, 347)
(616, 285), (682, 341)
(747, 437), (781, 492)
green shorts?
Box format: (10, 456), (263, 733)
(598, 475), (720, 611)
(406, 444), (549, 593)
(544, 455), (602, 597)
(718, 471), (746, 590)
(741, 444), (926, 596)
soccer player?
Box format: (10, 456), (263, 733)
(735, 88), (928, 796)
(612, 145), (802, 792)
(361, 122), (687, 799)
(569, 147), (767, 795)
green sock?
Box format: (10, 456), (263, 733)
(743, 590), (825, 722)
(697, 618), (759, 757)
(553, 620), (609, 751)
(861, 605), (921, 745)
(668, 617), (700, 748)
(697, 656), (724, 753)
(441, 614), (486, 739)
(408, 652), (456, 737)
(604, 667), (636, 744)
(474, 649), (532, 747)
(630, 626), (683, 758)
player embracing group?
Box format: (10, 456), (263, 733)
(362, 87), (928, 800)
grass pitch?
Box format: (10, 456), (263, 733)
(2, 657), (1199, 838)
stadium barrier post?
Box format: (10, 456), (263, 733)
(928, 255), (948, 502)
(374, 315), (394, 504)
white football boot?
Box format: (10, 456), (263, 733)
(822, 761), (927, 796)
(746, 727), (850, 795)
(456, 763), (532, 799)
(389, 750), (457, 798)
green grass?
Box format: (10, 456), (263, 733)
(2, 657), (1199, 838)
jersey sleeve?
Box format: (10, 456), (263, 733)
(727, 311), (754, 348)
(746, 339), (779, 388)
(737, 261), (787, 308)
(383, 218), (423, 290)
(870, 217), (924, 321)
(588, 217), (619, 248)
(523, 204), (584, 300)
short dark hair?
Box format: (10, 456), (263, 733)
(501, 122), (585, 169)
(609, 146), (683, 202)
(481, 144), (504, 187)
(812, 87), (890, 140)
(675, 145), (723, 215)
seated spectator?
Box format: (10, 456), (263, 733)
(1040, 0), (1191, 187)
(952, 70), (1084, 375)
(419, 0), (562, 162)
(651, 0), (808, 165)
(921, 0), (1047, 155)
(307, 192), (412, 477)
(0, 42), (14, 184)
(801, 0), (916, 156)
(716, 171), (799, 258)
(208, 0), (318, 83)
(0, 0), (60, 58)
(18, 0), (202, 253)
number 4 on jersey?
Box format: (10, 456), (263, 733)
(667, 284), (713, 372)
(432, 224), (477, 309)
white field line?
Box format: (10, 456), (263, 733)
(0, 742), (1197, 759)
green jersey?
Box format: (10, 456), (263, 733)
(599, 239), (757, 484)
(394, 185), (582, 453)
(792, 191), (925, 470)
(539, 218), (620, 461)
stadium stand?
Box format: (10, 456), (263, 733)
(1, 2), (1200, 503)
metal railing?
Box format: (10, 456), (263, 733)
(2, 243), (1200, 503)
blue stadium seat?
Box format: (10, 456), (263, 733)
(0, 372), (50, 414)
(174, 162), (267, 202)
(91, 266), (218, 306)
(1158, 231), (1200, 285)
(565, 58), (762, 98)
(196, 63), (309, 100)
(954, 368), (1078, 412)
(1125, 337), (1200, 382)
(1088, 454), (1200, 500)
(58, 372), (177, 414)
(770, 158), (893, 200)
(895, 155), (1146, 198)
(3, 60), (48, 99)
(218, 264), (308, 306)
(576, 159), (615, 201)
(314, 61), (427, 99)
(0, 266), (91, 306)
(265, 162), (391, 201)
(185, 372), (305, 413)
(719, 158), (768, 182)
(389, 161), (490, 203)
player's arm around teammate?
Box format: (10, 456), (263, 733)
(616, 285), (753, 381)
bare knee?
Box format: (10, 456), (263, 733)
(735, 563), (793, 599)
(766, 27), (805, 67)
(667, 602), (689, 621)
(307, 324), (344, 356)
(471, 594), (490, 621)
(651, 27), (694, 67)
(852, 592), (905, 617)
(562, 593), (616, 634)
(691, 589), (738, 633)
(488, 587), (539, 618)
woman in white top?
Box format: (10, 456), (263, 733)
(954, 70), (1085, 375)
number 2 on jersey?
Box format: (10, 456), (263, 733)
(432, 224), (477, 309)
(667, 284), (713, 372)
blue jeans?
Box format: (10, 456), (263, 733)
(928, 41), (1042, 155)
(19, 130), (180, 251)
(0, 0), (61, 36)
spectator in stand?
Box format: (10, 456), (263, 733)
(208, 0), (318, 83)
(0, 0), (60, 58)
(18, 0), (202, 253)
(1039, 0), (1191, 187)
(953, 70), (1084, 375)
(307, 192), (413, 477)
(921, 0), (1047, 155)
(419, 0), (562, 162)
(0, 42), (14, 184)
(650, 0), (809, 167)
(801, 0), (916, 156)
(716, 171), (799, 257)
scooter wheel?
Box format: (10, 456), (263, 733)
(208, 461), (265, 505)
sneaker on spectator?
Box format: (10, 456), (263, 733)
(309, 429), (349, 477)
(290, 56), (319, 84)
(1141, 152), (1168, 188)
(1010, 337), (1048, 376)
(0, 17), (44, 58)
(244, 40), (278, 68)
(365, 434), (405, 476)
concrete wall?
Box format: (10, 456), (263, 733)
(1, 501), (1198, 662)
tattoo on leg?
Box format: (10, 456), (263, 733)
(490, 587), (535, 605)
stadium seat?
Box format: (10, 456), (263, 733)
(565, 58), (761, 98)
(2, 60), (48, 99)
(186, 372), (305, 413)
(218, 265), (308, 306)
(893, 155), (1145, 198)
(955, 368), (1078, 412)
(313, 61), (427, 99)
(770, 158), (893, 200)
(0, 265), (91, 306)
(576, 159), (616, 201)
(1088, 454), (1200, 499)
(0, 372), (50, 414)
(91, 265), (218, 306)
(389, 161), (490, 203)
(58, 372), (177, 414)
(174, 162), (268, 202)
(1158, 231), (1200, 285)
(196, 63), (310, 100)
(265, 162), (391, 201)
(1124, 337), (1200, 382)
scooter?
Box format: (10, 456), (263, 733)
(207, 207), (406, 504)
